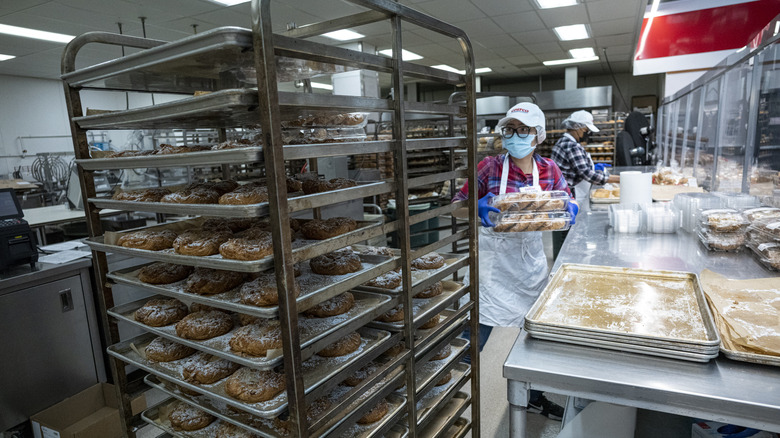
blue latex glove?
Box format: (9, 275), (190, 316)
(594, 163), (612, 172)
(566, 201), (579, 225)
(478, 193), (500, 227)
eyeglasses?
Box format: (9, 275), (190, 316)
(501, 126), (535, 139)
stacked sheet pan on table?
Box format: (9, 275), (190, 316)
(524, 264), (721, 362)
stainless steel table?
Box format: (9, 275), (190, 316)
(503, 204), (780, 437)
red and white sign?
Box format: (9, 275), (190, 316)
(633, 0), (780, 75)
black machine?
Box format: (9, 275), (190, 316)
(616, 111), (656, 166)
(0, 188), (38, 270)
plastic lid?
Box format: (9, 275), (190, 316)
(491, 191), (570, 213)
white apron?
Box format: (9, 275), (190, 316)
(477, 155), (549, 327)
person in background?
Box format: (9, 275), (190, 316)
(550, 110), (619, 259)
(452, 102), (576, 421)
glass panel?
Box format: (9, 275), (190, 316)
(681, 88), (701, 177)
(714, 61), (752, 192)
(696, 77), (721, 191)
(750, 41), (780, 205)
(672, 97), (686, 168)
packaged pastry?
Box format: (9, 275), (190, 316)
(490, 190), (570, 213)
(746, 241), (780, 270)
(742, 207), (780, 223)
(281, 111), (368, 129)
(746, 226), (780, 246)
(698, 209), (749, 233)
(749, 216), (780, 239)
(488, 211), (571, 233)
(698, 228), (745, 252)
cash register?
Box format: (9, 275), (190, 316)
(0, 188), (38, 269)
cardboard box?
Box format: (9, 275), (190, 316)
(30, 383), (146, 438)
(692, 420), (780, 438)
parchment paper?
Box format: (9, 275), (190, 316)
(700, 269), (780, 356)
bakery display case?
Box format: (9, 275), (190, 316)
(61, 1), (479, 437)
(658, 14), (780, 204)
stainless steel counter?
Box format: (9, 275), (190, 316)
(503, 203), (780, 437)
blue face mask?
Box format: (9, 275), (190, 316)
(503, 133), (535, 158)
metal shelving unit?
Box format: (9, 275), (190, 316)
(61, 1), (479, 437)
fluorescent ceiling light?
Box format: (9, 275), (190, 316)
(534, 0), (577, 8)
(553, 24), (589, 41)
(0, 54), (15, 61)
(310, 82), (333, 90)
(210, 0), (250, 5)
(378, 49), (423, 61)
(322, 29), (364, 41)
(569, 47), (595, 58)
(0, 24), (74, 43)
(543, 56), (599, 66)
(432, 65), (492, 74)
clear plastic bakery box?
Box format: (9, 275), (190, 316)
(746, 225), (780, 247)
(745, 241), (780, 271)
(747, 216), (780, 240)
(642, 203), (680, 234)
(672, 192), (724, 233)
(698, 209), (749, 234)
(608, 204), (645, 233)
(697, 228), (746, 252)
(713, 191), (761, 210)
(742, 207), (780, 223)
(490, 191), (570, 213)
(488, 211), (572, 233)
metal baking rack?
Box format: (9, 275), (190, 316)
(62, 0), (479, 436)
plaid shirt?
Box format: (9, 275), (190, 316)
(551, 133), (608, 187)
(453, 153), (572, 201)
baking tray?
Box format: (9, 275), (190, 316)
(333, 394), (407, 438)
(589, 186), (620, 204)
(74, 89), (260, 130)
(368, 281), (468, 331)
(415, 316), (470, 362)
(90, 180), (392, 217)
(524, 323), (719, 355)
(108, 292), (393, 369)
(416, 393), (471, 438)
(141, 398), (224, 438)
(107, 328), (390, 418)
(525, 328), (717, 362)
(397, 338), (469, 398)
(416, 363), (470, 428)
(353, 248), (468, 295)
(442, 417), (472, 438)
(77, 145), (262, 170)
(86, 218), (384, 273)
(525, 264), (721, 349)
(107, 254), (394, 318)
(415, 309), (469, 353)
(62, 26), (255, 92)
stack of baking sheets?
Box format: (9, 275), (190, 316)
(524, 264), (721, 362)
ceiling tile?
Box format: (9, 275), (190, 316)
(536, 4), (588, 29)
(415, 0), (487, 24)
(0, 0), (51, 16)
(593, 34), (633, 49)
(452, 18), (505, 38)
(603, 44), (634, 57)
(491, 12), (546, 34)
(590, 17), (636, 37)
(473, 0), (534, 17)
(511, 29), (557, 46)
(586, 0), (642, 21)
(523, 42), (565, 57)
(472, 33), (524, 51)
(504, 54), (541, 66)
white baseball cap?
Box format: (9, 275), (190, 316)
(567, 110), (600, 132)
(496, 102), (546, 144)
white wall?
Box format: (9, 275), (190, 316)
(664, 70), (708, 97)
(0, 74), (185, 178)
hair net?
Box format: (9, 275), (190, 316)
(561, 118), (586, 131)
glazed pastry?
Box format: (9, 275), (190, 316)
(175, 310), (234, 340)
(229, 321), (282, 357)
(161, 187), (221, 204)
(182, 352), (240, 384)
(138, 262), (193, 284)
(309, 248), (362, 275)
(344, 362), (378, 386)
(419, 314), (440, 329)
(301, 177), (357, 194)
(365, 269), (402, 289)
(168, 401), (216, 431)
(303, 292), (354, 317)
(357, 399), (389, 424)
(429, 343), (452, 361)
(224, 367), (286, 403)
(375, 305), (404, 323)
(134, 298), (188, 327)
(185, 268), (245, 295)
(112, 187), (171, 202)
(219, 182), (269, 205)
(317, 332), (361, 357)
(415, 281), (443, 299)
(117, 229), (177, 250)
(173, 229), (232, 256)
(219, 229), (274, 261)
(144, 337), (195, 362)
(300, 217), (357, 240)
(411, 253), (445, 270)
(239, 272), (301, 307)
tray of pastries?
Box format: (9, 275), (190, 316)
(108, 292), (394, 370)
(86, 216), (383, 273)
(415, 363), (470, 428)
(589, 184), (620, 203)
(352, 246), (468, 296)
(108, 252), (394, 318)
(487, 211), (571, 233)
(748, 216), (780, 240)
(395, 337), (469, 398)
(78, 140), (262, 170)
(419, 397), (471, 438)
(490, 190), (570, 213)
(281, 111), (368, 129)
(746, 241), (780, 271)
(743, 207), (780, 223)
(698, 209), (749, 233)
(108, 328), (390, 418)
(368, 280), (468, 332)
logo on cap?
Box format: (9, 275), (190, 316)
(512, 108), (529, 113)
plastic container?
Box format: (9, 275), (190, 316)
(746, 226), (780, 246)
(488, 211), (572, 233)
(672, 192), (724, 233)
(745, 242), (780, 271)
(490, 191), (570, 213)
(713, 191), (760, 210)
(742, 207), (780, 223)
(698, 209), (749, 233)
(608, 204), (644, 233)
(642, 203), (680, 233)
(748, 216), (780, 239)
(281, 112), (368, 129)
(697, 229), (745, 252)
